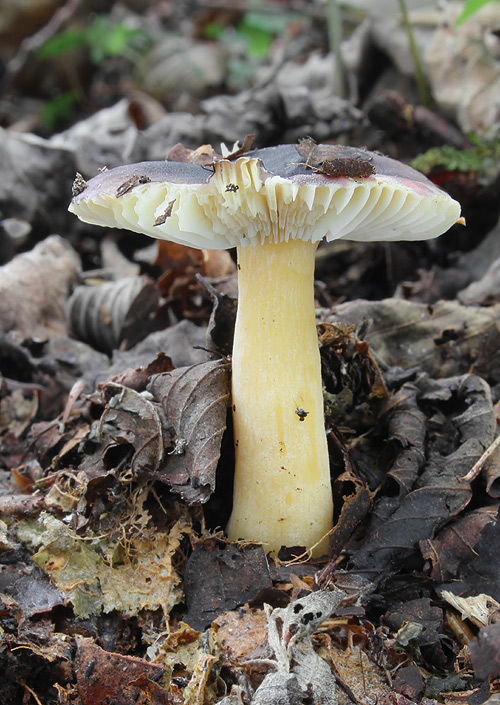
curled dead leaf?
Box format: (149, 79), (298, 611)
(148, 359), (231, 504)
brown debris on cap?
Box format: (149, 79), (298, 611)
(296, 137), (376, 178)
(72, 172), (88, 197)
(166, 142), (218, 166)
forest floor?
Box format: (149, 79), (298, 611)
(1, 2), (500, 704)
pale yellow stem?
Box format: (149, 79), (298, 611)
(226, 239), (334, 556)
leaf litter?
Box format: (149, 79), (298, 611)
(2, 141), (500, 703)
(2, 230), (500, 704)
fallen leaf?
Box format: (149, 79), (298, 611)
(296, 137), (375, 177)
(16, 513), (186, 619)
(0, 235), (80, 340)
(203, 277), (237, 357)
(167, 142), (218, 165)
(383, 598), (443, 648)
(445, 507), (500, 601)
(67, 275), (161, 354)
(148, 359), (231, 504)
(349, 374), (495, 584)
(214, 606), (270, 666)
(75, 636), (168, 705)
(329, 643), (391, 705)
(420, 506), (498, 582)
(470, 621), (500, 680)
(0, 562), (64, 617)
(393, 665), (425, 701)
(98, 382), (165, 477)
(327, 298), (500, 382)
(183, 543), (272, 630)
(441, 591), (500, 629)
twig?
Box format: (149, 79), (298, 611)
(20, 682), (44, 705)
(463, 433), (500, 482)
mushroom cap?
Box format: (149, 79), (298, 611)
(69, 143), (461, 249)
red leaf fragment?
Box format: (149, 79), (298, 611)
(75, 636), (168, 705)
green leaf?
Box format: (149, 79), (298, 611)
(37, 29), (87, 59)
(236, 11), (296, 58)
(85, 16), (150, 64)
(203, 21), (226, 40)
(456, 0), (499, 25)
(39, 91), (78, 130)
(37, 14), (151, 66)
(237, 16), (273, 57)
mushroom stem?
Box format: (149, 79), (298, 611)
(227, 238), (334, 556)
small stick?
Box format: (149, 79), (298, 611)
(463, 433), (500, 482)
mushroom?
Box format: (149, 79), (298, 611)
(69, 142), (462, 556)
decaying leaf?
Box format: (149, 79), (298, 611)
(75, 636), (168, 705)
(116, 173), (151, 197)
(167, 142), (218, 165)
(154, 198), (176, 226)
(146, 624), (220, 704)
(15, 513), (187, 619)
(203, 277), (238, 357)
(329, 643), (391, 705)
(469, 621), (500, 680)
(214, 606), (270, 666)
(383, 598), (444, 649)
(148, 359), (231, 504)
(349, 374), (495, 583)
(181, 631), (220, 705)
(420, 506), (498, 582)
(327, 298), (500, 383)
(222, 134), (255, 160)
(98, 382), (166, 479)
(445, 507), (500, 601)
(0, 387), (39, 437)
(0, 235), (80, 340)
(152, 240), (235, 301)
(251, 589), (345, 705)
(67, 276), (161, 354)
(166, 135), (255, 167)
(0, 561), (65, 618)
(441, 591), (500, 629)
(319, 321), (387, 425)
(183, 543), (272, 630)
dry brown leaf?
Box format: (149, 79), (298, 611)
(0, 235), (80, 340)
(75, 636), (168, 705)
(327, 298), (500, 381)
(97, 382), (165, 479)
(214, 607), (270, 666)
(148, 359), (231, 503)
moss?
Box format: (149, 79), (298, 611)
(411, 138), (500, 185)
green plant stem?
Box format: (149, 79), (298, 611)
(326, 0), (346, 99)
(397, 0), (431, 108)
